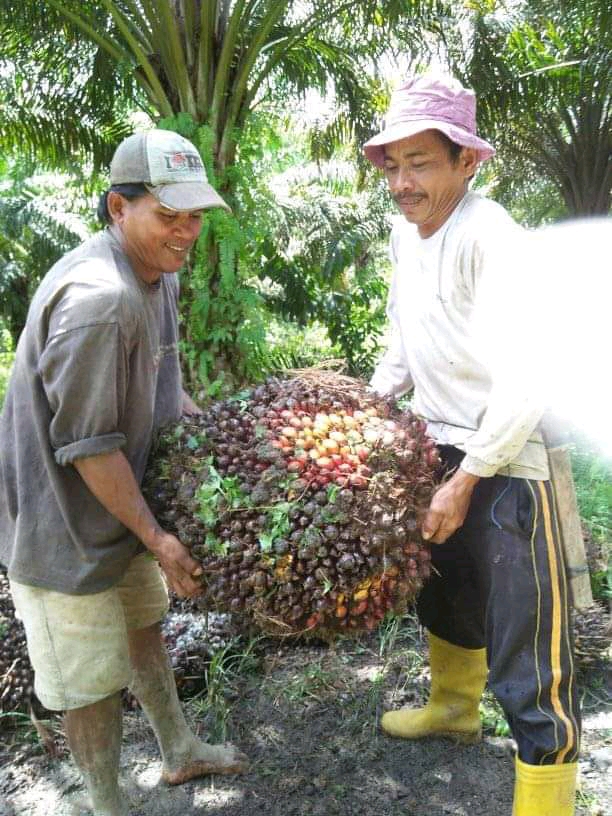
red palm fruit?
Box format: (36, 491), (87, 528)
(306, 613), (320, 628)
(351, 600), (368, 616)
(355, 446), (369, 461)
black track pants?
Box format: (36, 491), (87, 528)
(417, 446), (581, 765)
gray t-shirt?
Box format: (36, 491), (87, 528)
(0, 229), (183, 593)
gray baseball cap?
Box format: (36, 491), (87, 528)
(110, 129), (230, 212)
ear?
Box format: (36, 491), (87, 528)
(107, 191), (127, 225)
(460, 147), (480, 179)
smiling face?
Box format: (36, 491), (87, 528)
(107, 191), (204, 283)
(383, 130), (479, 238)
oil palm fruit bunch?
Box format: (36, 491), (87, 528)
(0, 567), (35, 714)
(143, 370), (441, 636)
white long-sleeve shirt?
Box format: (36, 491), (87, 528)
(370, 191), (549, 480)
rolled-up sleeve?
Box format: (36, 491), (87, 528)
(39, 321), (130, 465)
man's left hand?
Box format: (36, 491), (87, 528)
(422, 469), (480, 544)
(182, 390), (203, 416)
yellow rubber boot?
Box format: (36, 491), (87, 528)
(381, 632), (487, 743)
(512, 757), (578, 816)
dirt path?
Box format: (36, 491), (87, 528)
(1, 619), (611, 816)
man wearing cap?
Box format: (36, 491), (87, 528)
(0, 130), (248, 816)
(364, 75), (580, 816)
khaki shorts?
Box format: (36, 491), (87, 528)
(10, 553), (169, 711)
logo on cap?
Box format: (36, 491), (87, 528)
(163, 151), (204, 172)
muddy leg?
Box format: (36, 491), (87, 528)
(63, 693), (128, 816)
(127, 622), (248, 784)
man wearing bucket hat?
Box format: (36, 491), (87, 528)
(365, 75), (580, 815)
(0, 130), (248, 815)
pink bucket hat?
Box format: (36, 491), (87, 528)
(363, 74), (495, 167)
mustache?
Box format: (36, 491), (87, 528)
(393, 192), (426, 204)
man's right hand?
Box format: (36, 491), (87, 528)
(147, 530), (204, 598)
(73, 450), (204, 598)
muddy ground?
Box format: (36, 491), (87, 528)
(1, 613), (611, 816)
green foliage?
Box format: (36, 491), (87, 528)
(0, 162), (91, 345)
(0, 15), (134, 172)
(452, 0), (612, 217)
(571, 443), (612, 602)
(258, 317), (336, 372)
(245, 144), (393, 377)
(0, 326), (14, 407)
(480, 689), (511, 737)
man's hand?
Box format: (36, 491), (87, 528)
(422, 468), (480, 544)
(73, 450), (204, 598)
(146, 530), (204, 598)
(182, 390), (203, 417)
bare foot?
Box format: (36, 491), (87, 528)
(161, 741), (249, 785)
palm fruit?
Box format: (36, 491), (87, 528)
(143, 370), (441, 636)
(0, 567), (35, 715)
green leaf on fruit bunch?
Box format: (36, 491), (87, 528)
(254, 423), (266, 439)
(258, 500), (294, 553)
(278, 473), (299, 491)
(195, 461), (250, 527)
(219, 476), (246, 509)
(205, 533), (229, 557)
(322, 575), (333, 595)
(320, 507), (348, 524)
(258, 531), (274, 552)
(327, 484), (340, 504)
(227, 388), (252, 413)
(269, 501), (293, 533)
(186, 432), (205, 450)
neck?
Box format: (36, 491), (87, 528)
(109, 225), (160, 284)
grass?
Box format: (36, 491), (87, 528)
(0, 709), (60, 753)
(187, 635), (262, 743)
(280, 661), (339, 704)
(575, 787), (604, 815)
(480, 690), (511, 737)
